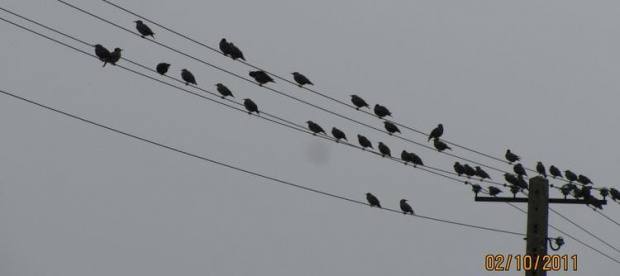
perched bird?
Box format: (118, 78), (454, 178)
(488, 186), (502, 196)
(383, 121), (400, 135)
(505, 149), (520, 164)
(249, 71), (274, 86)
(463, 164), (476, 178)
(408, 152), (424, 167)
(400, 199), (414, 215)
(401, 150), (412, 164)
(517, 175), (528, 190)
(428, 124), (444, 142)
(433, 138), (451, 152)
(219, 38), (233, 56)
(156, 63), (170, 75)
(306, 121), (326, 135)
(504, 173), (519, 187)
(243, 99), (259, 115)
(229, 42), (245, 61)
(453, 162), (465, 176)
(357, 134), (373, 150)
(134, 20), (154, 38)
(291, 72), (313, 87)
(549, 165), (563, 179)
(536, 162), (547, 178)
(366, 193), (381, 208)
(513, 163), (527, 176)
(373, 104), (392, 118)
(181, 69), (197, 85)
(564, 170), (578, 183)
(378, 142), (391, 157)
(475, 166), (491, 180)
(94, 44), (110, 62)
(610, 188), (620, 202)
(471, 184), (482, 194)
(578, 175), (593, 185)
(104, 47), (122, 66)
(215, 83), (234, 99)
(350, 95), (369, 110)
(331, 127), (347, 142)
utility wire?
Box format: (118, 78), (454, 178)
(549, 207), (620, 254)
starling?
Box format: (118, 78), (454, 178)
(181, 69), (197, 85)
(400, 199), (414, 215)
(428, 124), (444, 142)
(373, 104), (392, 118)
(454, 162), (465, 176)
(94, 44), (110, 62)
(291, 72), (313, 87)
(383, 121), (400, 135)
(504, 173), (519, 187)
(564, 170), (578, 183)
(366, 193), (381, 208)
(463, 164), (476, 178)
(350, 95), (369, 110)
(578, 174), (593, 185)
(215, 83), (234, 99)
(249, 71), (274, 86)
(475, 166), (491, 180)
(505, 149), (520, 164)
(134, 20), (154, 38)
(610, 188), (620, 202)
(401, 150), (412, 164)
(536, 162), (547, 178)
(229, 42), (245, 61)
(243, 98), (259, 115)
(104, 47), (122, 67)
(513, 163), (527, 176)
(331, 127), (347, 142)
(433, 138), (451, 152)
(219, 38), (233, 57)
(517, 175), (528, 190)
(306, 121), (326, 135)
(378, 142), (391, 157)
(156, 63), (170, 75)
(549, 165), (562, 179)
(357, 134), (373, 150)
(488, 186), (502, 196)
(409, 152), (424, 167)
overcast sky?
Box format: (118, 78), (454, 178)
(1, 0), (619, 275)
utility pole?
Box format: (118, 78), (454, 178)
(475, 176), (606, 275)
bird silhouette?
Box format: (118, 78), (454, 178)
(156, 63), (170, 75)
(357, 134), (373, 150)
(578, 175), (592, 185)
(463, 164), (476, 178)
(505, 149), (520, 164)
(350, 95), (369, 110)
(428, 124), (443, 142)
(243, 99), (259, 115)
(249, 71), (274, 86)
(453, 162), (465, 176)
(378, 142), (391, 157)
(215, 83), (234, 99)
(229, 42), (245, 61)
(536, 162), (547, 178)
(134, 20), (154, 38)
(564, 170), (578, 183)
(513, 163), (527, 176)
(408, 152), (424, 167)
(94, 44), (110, 63)
(504, 173), (519, 187)
(433, 138), (451, 152)
(104, 48), (122, 67)
(488, 186), (502, 196)
(383, 121), (400, 135)
(401, 150), (412, 164)
(181, 69), (197, 85)
(609, 188), (620, 202)
(306, 121), (326, 135)
(366, 193), (381, 208)
(291, 72), (313, 87)
(373, 104), (392, 118)
(219, 38), (233, 57)
(549, 165), (562, 179)
(475, 166), (491, 180)
(331, 127), (347, 142)
(400, 199), (414, 215)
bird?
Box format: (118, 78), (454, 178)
(513, 163), (527, 176)
(517, 175), (528, 190)
(243, 99), (259, 115)
(181, 69), (197, 85)
(471, 184), (482, 194)
(291, 72), (313, 87)
(383, 121), (400, 135)
(475, 166), (491, 180)
(488, 186), (502, 196)
(366, 193), (381, 208)
(401, 150), (412, 164)
(400, 199), (414, 215)
(350, 95), (369, 110)
(578, 175), (593, 185)
(610, 188), (620, 202)
(331, 127), (347, 142)
(219, 38), (233, 57)
(564, 170), (578, 183)
(428, 124), (444, 142)
(433, 138), (451, 152)
(453, 162), (465, 176)
(409, 152), (424, 167)
(505, 149), (520, 164)
(536, 162), (547, 178)
(229, 42), (245, 61)
(94, 44), (110, 63)
(373, 104), (392, 118)
(306, 121), (326, 135)
(378, 142), (391, 157)
(215, 83), (234, 99)
(549, 165), (562, 179)
(156, 63), (170, 75)
(134, 20), (154, 38)
(104, 47), (122, 67)
(357, 134), (373, 150)
(504, 173), (519, 187)
(249, 71), (274, 86)
(463, 164), (476, 178)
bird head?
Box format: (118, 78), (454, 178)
(306, 120), (313, 124)
(215, 83), (222, 86)
(221, 38), (227, 42)
(114, 48), (123, 52)
(366, 193), (371, 196)
(291, 72), (299, 75)
(400, 199), (408, 203)
(181, 69), (188, 72)
(135, 20), (143, 24)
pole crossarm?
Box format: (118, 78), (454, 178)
(474, 196), (607, 205)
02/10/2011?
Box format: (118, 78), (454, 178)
(485, 254), (577, 271)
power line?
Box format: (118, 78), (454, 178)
(549, 207), (620, 255)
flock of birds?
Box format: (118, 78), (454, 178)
(92, 20), (619, 213)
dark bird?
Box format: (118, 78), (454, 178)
(505, 149), (520, 164)
(291, 72), (313, 87)
(94, 44), (110, 63)
(488, 186), (502, 196)
(400, 199), (414, 215)
(306, 121), (326, 135)
(229, 42), (245, 61)
(408, 152), (424, 167)
(578, 174), (593, 185)
(331, 127), (347, 142)
(517, 175), (528, 190)
(504, 173), (519, 187)
(610, 188), (620, 202)
(104, 47), (122, 67)
(383, 121), (400, 135)
(475, 166), (491, 180)
(156, 63), (170, 75)
(428, 124), (444, 142)
(350, 95), (369, 110)
(549, 165), (562, 179)
(373, 104), (392, 118)
(401, 150), (412, 164)
(134, 20), (154, 38)
(433, 138), (451, 152)
(243, 99), (259, 114)
(219, 38), (233, 56)
(454, 162), (465, 176)
(513, 163), (527, 176)
(181, 69), (197, 85)
(471, 184), (482, 194)
(249, 71), (274, 86)
(378, 142), (391, 157)
(564, 170), (578, 183)
(536, 162), (547, 178)
(463, 164), (476, 178)
(215, 83), (234, 99)
(366, 193), (381, 208)
(357, 134), (373, 150)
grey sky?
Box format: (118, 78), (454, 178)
(1, 0), (619, 275)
